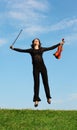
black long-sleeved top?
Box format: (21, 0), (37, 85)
(13, 43), (60, 68)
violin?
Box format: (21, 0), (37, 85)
(53, 38), (65, 59)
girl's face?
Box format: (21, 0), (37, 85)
(33, 39), (40, 46)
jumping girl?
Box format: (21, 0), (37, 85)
(10, 38), (64, 107)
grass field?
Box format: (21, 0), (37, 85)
(0, 109), (77, 130)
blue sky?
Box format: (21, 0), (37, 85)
(0, 0), (77, 110)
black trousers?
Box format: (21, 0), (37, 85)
(33, 65), (51, 102)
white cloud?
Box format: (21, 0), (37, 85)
(7, 0), (49, 11)
(23, 18), (77, 35)
(48, 18), (77, 32)
(1, 0), (50, 35)
(26, 0), (49, 12)
(65, 33), (77, 45)
(1, 0), (77, 42)
(24, 25), (46, 36)
(51, 93), (77, 110)
(52, 99), (63, 104)
(69, 93), (77, 101)
(0, 38), (7, 46)
(7, 0), (49, 21)
(8, 11), (25, 20)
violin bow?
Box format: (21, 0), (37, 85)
(11, 29), (23, 46)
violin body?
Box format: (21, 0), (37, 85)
(53, 44), (63, 59)
(53, 38), (65, 59)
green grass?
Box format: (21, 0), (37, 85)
(0, 109), (77, 130)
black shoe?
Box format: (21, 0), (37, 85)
(47, 98), (51, 104)
(34, 101), (38, 107)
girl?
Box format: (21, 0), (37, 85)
(10, 38), (63, 107)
